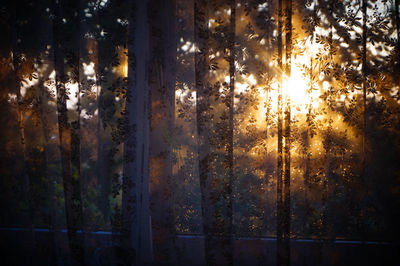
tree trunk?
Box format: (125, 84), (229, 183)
(362, 0), (367, 167)
(148, 0), (177, 264)
(92, 38), (110, 227)
(52, 0), (84, 264)
(303, 54), (312, 234)
(226, 0), (236, 265)
(38, 55), (62, 264)
(10, 0), (36, 257)
(194, 0), (214, 264)
(121, 0), (152, 264)
(396, 0), (399, 67)
(279, 0), (292, 264)
(276, 0), (284, 264)
(361, 0), (368, 242)
(91, 5), (111, 229)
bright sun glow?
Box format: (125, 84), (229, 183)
(261, 39), (323, 118)
(283, 38), (323, 114)
(248, 39), (327, 126)
(283, 63), (321, 114)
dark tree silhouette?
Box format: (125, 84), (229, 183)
(121, 0), (152, 264)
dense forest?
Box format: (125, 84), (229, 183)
(0, 0), (399, 265)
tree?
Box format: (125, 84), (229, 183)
(283, 0), (292, 261)
(194, 0), (215, 265)
(148, 0), (177, 263)
(52, 0), (85, 264)
(360, 0), (368, 242)
(276, 0), (285, 263)
(121, 0), (152, 264)
(226, 0), (236, 265)
(93, 0), (129, 232)
(9, 0), (36, 257)
(396, 0), (400, 71)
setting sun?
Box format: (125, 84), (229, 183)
(283, 63), (320, 113)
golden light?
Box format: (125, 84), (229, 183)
(116, 47), (128, 78)
(283, 38), (324, 115)
(246, 38), (328, 129)
(121, 60), (128, 78)
(250, 63), (321, 127)
(282, 63), (321, 115)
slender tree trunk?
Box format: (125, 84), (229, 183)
(70, 2), (84, 242)
(323, 21), (335, 240)
(52, 0), (84, 264)
(303, 54), (312, 235)
(10, 0), (36, 256)
(74, 0), (91, 259)
(194, 0), (214, 264)
(303, 126), (311, 234)
(37, 57), (61, 264)
(121, 0), (152, 264)
(323, 121), (333, 237)
(396, 0), (400, 66)
(226, 0), (236, 265)
(276, 0), (284, 264)
(362, 0), (367, 167)
(263, 84), (272, 235)
(91, 5), (111, 228)
(361, 0), (368, 242)
(148, 0), (177, 264)
(92, 38), (110, 227)
(261, 13), (275, 231)
(96, 95), (110, 225)
(280, 0), (292, 264)
(14, 48), (36, 257)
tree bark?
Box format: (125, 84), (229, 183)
(9, 0), (39, 258)
(276, 0), (284, 263)
(92, 38), (111, 227)
(396, 0), (400, 66)
(52, 0), (85, 264)
(148, 0), (177, 264)
(38, 55), (62, 264)
(226, 0), (236, 265)
(303, 55), (313, 236)
(194, 0), (214, 264)
(91, 5), (111, 229)
(362, 0), (367, 167)
(121, 0), (152, 264)
(278, 0), (292, 264)
(361, 0), (368, 242)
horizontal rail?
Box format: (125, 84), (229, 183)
(0, 227), (392, 245)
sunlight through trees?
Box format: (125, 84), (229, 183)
(0, 0), (399, 265)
